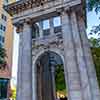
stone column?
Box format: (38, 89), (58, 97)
(42, 53), (53, 100)
(61, 10), (83, 100)
(78, 16), (100, 100)
(39, 21), (43, 38)
(32, 58), (37, 100)
(16, 20), (32, 100)
(50, 18), (54, 35)
(51, 65), (56, 100)
(70, 11), (92, 100)
(36, 62), (43, 100)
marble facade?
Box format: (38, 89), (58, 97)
(5, 0), (100, 100)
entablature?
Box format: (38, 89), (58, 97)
(4, 0), (82, 25)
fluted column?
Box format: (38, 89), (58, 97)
(70, 11), (92, 100)
(78, 16), (100, 100)
(61, 10), (83, 100)
(16, 20), (32, 100)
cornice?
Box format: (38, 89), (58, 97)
(4, 0), (53, 16)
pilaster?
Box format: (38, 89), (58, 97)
(78, 16), (100, 100)
(70, 11), (92, 100)
(61, 9), (83, 100)
(16, 25), (23, 100)
(16, 19), (32, 100)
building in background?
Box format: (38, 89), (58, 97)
(0, 0), (15, 99)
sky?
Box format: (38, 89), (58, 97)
(11, 10), (100, 87)
(87, 10), (100, 38)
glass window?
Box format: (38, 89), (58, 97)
(5, 0), (8, 3)
(0, 36), (1, 41)
(53, 16), (61, 27)
(0, 79), (9, 99)
(0, 25), (6, 31)
(0, 25), (2, 30)
(0, 43), (2, 47)
(3, 26), (6, 31)
(1, 14), (7, 21)
(2, 37), (4, 43)
(43, 19), (50, 30)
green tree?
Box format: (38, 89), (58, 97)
(89, 37), (100, 47)
(0, 46), (7, 69)
(88, 0), (100, 13)
(89, 38), (100, 88)
(55, 64), (66, 92)
(91, 47), (100, 87)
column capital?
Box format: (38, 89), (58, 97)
(58, 5), (83, 17)
(56, 6), (71, 15)
(16, 18), (33, 33)
(24, 18), (33, 25)
(16, 24), (23, 33)
(15, 20), (25, 33)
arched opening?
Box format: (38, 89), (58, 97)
(35, 51), (68, 100)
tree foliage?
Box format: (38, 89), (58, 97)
(55, 64), (66, 92)
(0, 46), (7, 69)
(89, 24), (100, 36)
(89, 38), (100, 88)
(89, 37), (100, 47)
(88, 0), (100, 36)
(88, 0), (100, 13)
(91, 47), (100, 87)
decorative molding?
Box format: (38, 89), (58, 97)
(4, 0), (55, 16)
(32, 34), (64, 58)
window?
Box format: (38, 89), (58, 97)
(0, 24), (6, 32)
(0, 24), (3, 30)
(43, 19), (50, 36)
(0, 79), (9, 99)
(53, 16), (61, 27)
(1, 14), (7, 21)
(0, 36), (4, 43)
(0, 43), (2, 47)
(5, 0), (8, 3)
(53, 16), (62, 33)
(2, 37), (4, 43)
(0, 36), (1, 41)
(43, 19), (50, 30)
(3, 26), (6, 31)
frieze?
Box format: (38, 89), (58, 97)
(4, 0), (55, 16)
(32, 34), (64, 57)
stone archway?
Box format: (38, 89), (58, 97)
(33, 50), (67, 100)
(5, 0), (100, 100)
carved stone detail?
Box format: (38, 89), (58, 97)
(32, 34), (64, 58)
